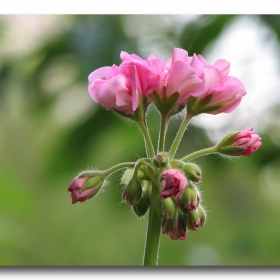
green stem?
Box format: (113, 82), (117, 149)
(158, 114), (169, 153)
(143, 182), (162, 266)
(181, 146), (217, 162)
(104, 162), (135, 177)
(138, 119), (156, 158)
(169, 112), (192, 158)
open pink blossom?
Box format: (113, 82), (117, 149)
(68, 177), (99, 204)
(160, 169), (187, 199)
(146, 48), (204, 110)
(88, 51), (158, 114)
(188, 55), (247, 115)
(233, 127), (262, 156)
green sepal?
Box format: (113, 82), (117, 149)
(162, 197), (175, 218)
(169, 159), (185, 169)
(123, 176), (142, 205)
(217, 146), (245, 156)
(121, 164), (135, 185)
(81, 176), (104, 191)
(151, 90), (184, 116)
(183, 162), (202, 182)
(197, 205), (206, 226)
(153, 152), (170, 168)
(180, 181), (198, 208)
(133, 195), (150, 217)
(187, 95), (222, 115)
(217, 131), (240, 147)
(88, 183), (103, 199)
(78, 170), (102, 178)
(142, 181), (152, 200)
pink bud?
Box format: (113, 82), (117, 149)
(68, 177), (101, 204)
(160, 169), (187, 199)
(217, 127), (262, 156)
(187, 205), (206, 231)
(233, 127), (262, 156)
(162, 212), (187, 240)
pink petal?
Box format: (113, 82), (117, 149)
(98, 74), (128, 109)
(202, 65), (224, 95)
(214, 59), (230, 77)
(166, 61), (197, 97)
(132, 65), (138, 111)
(171, 48), (189, 64)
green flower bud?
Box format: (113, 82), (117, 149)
(197, 204), (206, 227)
(162, 197), (175, 218)
(180, 181), (201, 211)
(137, 164), (152, 182)
(142, 181), (152, 200)
(153, 153), (170, 168)
(183, 163), (202, 182)
(187, 205), (206, 231)
(133, 195), (150, 217)
(123, 176), (142, 206)
(162, 209), (188, 240)
(121, 164), (135, 185)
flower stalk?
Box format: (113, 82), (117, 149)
(143, 182), (162, 266)
(169, 112), (192, 158)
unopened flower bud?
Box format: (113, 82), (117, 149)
(217, 127), (262, 156)
(153, 153), (170, 168)
(133, 195), (150, 217)
(183, 163), (202, 182)
(142, 181), (152, 200)
(162, 210), (187, 240)
(162, 197), (175, 218)
(121, 164), (135, 185)
(137, 164), (154, 182)
(187, 205), (206, 231)
(181, 182), (201, 211)
(123, 176), (142, 206)
(68, 171), (104, 204)
(160, 169), (187, 199)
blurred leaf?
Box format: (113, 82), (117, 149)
(179, 15), (237, 55)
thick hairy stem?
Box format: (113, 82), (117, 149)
(143, 182), (162, 266)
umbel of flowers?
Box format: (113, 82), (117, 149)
(68, 48), (262, 266)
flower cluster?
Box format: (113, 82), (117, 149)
(68, 48), (261, 248)
(88, 48), (247, 119)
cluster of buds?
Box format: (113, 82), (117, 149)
(120, 153), (206, 240)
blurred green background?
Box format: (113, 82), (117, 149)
(1, 14), (280, 266)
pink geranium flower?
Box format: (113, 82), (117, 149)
(160, 169), (187, 199)
(147, 48), (204, 112)
(187, 55), (247, 115)
(88, 51), (158, 115)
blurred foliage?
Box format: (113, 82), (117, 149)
(1, 14), (280, 266)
